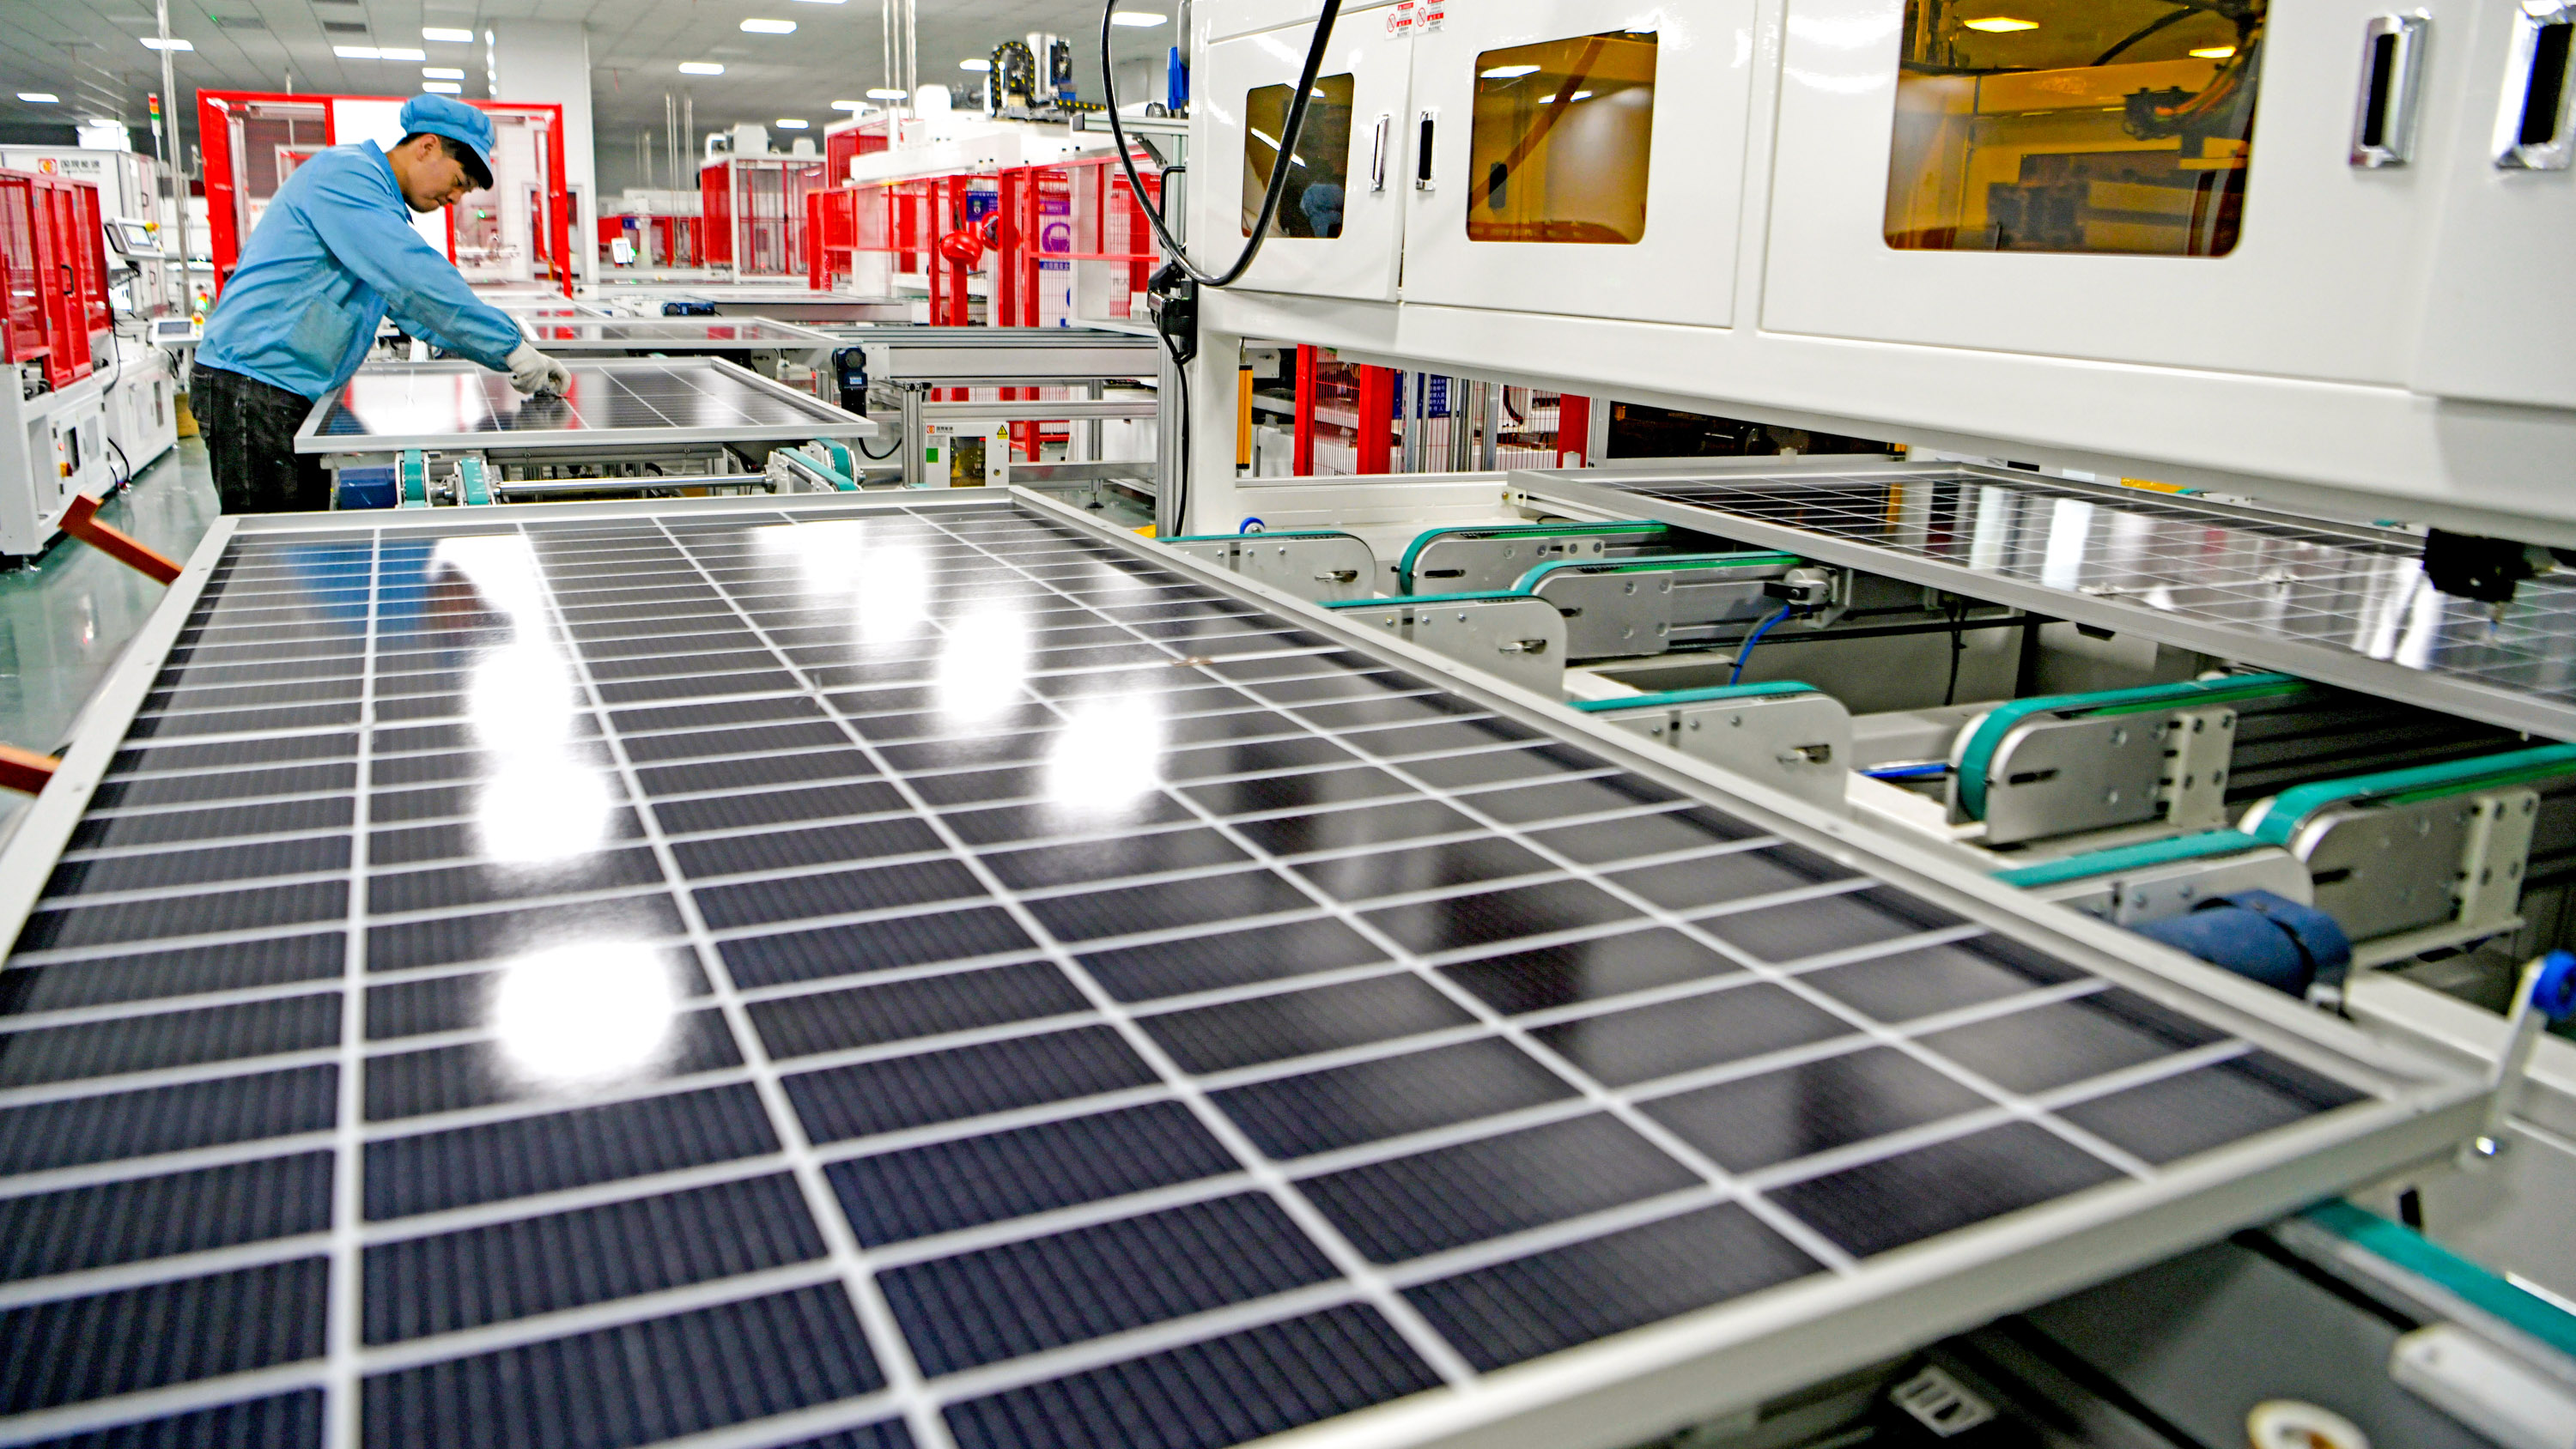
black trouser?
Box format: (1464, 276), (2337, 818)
(190, 362), (331, 514)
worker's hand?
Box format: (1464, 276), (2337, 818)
(506, 342), (573, 397)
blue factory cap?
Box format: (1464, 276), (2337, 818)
(398, 93), (495, 189)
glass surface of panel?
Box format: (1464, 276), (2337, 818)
(1241, 73), (1358, 239)
(1883, 0), (2263, 256)
(1467, 32), (1659, 245)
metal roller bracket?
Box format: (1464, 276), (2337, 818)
(1163, 531), (1380, 602)
(1962, 712), (2177, 844)
(1591, 690), (1854, 813)
(1324, 595), (1567, 696)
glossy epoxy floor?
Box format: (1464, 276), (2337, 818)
(0, 439), (222, 827)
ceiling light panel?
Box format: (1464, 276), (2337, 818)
(423, 27), (474, 42)
(679, 62), (726, 75)
(741, 18), (797, 33)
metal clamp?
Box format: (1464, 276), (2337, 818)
(2494, 0), (2576, 169)
(2463, 949), (2576, 1167)
(2351, 12), (2431, 167)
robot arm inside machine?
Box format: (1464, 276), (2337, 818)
(2116, 3), (2265, 144)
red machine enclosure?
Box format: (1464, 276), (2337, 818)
(0, 168), (110, 390)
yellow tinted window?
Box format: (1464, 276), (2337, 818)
(1467, 32), (1658, 245)
(1243, 74), (1357, 239)
(1884, 0), (2263, 256)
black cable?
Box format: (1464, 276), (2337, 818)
(1163, 343), (1189, 530)
(107, 437), (134, 492)
(1101, 0), (1342, 288)
(1941, 596), (1968, 706)
(854, 427), (899, 460)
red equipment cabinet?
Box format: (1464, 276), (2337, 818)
(197, 91), (574, 299)
(700, 155), (827, 278)
(0, 168), (109, 391)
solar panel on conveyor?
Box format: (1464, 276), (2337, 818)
(0, 494), (2472, 1449)
(515, 318), (835, 350)
(295, 357), (870, 456)
(1534, 465), (2576, 744)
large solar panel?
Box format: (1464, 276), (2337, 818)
(0, 493), (2476, 1449)
(296, 357), (872, 456)
(516, 318), (837, 351)
(1534, 466), (2576, 743)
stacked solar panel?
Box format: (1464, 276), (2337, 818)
(1599, 470), (2576, 712)
(0, 497), (2377, 1449)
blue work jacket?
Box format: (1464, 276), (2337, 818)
(198, 142), (521, 399)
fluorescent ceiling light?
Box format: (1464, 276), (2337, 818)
(422, 27), (474, 42)
(337, 45), (427, 59)
(1960, 15), (2038, 31)
(1536, 90), (1594, 103)
(829, 99), (866, 109)
(422, 66), (465, 78)
(678, 62), (726, 75)
(740, 18), (797, 33)
(2189, 44), (2236, 58)
(1110, 10), (1168, 25)
(141, 36), (193, 50)
(422, 81), (463, 94)
(1479, 64), (1540, 78)
(863, 88), (905, 100)
(793, 1), (848, 4)
(775, 118), (809, 128)
(959, 58), (993, 71)
(17, 93), (58, 103)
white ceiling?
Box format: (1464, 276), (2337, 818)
(0, 0), (1179, 191)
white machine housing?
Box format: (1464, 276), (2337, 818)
(1186, 0), (2576, 543)
(0, 373), (112, 558)
(96, 342), (177, 475)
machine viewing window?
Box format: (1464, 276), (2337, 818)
(1884, 0), (2264, 256)
(1467, 32), (1659, 245)
(1242, 74), (1357, 238)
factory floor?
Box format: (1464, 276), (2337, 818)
(0, 438), (220, 834)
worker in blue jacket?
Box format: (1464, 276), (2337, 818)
(191, 94), (571, 513)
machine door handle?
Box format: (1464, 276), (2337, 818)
(1370, 113), (1391, 191)
(1415, 109), (1437, 190)
(2350, 13), (2430, 167)
(2495, 0), (2576, 168)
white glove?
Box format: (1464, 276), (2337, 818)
(506, 342), (572, 397)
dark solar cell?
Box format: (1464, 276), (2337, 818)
(880, 1192), (1339, 1374)
(1405, 1205), (1820, 1370)
(1298, 1113), (1698, 1263)
(364, 1172), (826, 1342)
(0, 1258), (327, 1413)
(1765, 1122), (2125, 1257)
(829, 1100), (1236, 1246)
(941, 1304), (1442, 1449)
